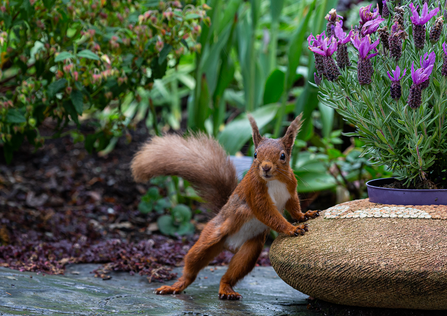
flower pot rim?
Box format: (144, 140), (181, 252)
(366, 177), (447, 192)
(366, 177), (447, 205)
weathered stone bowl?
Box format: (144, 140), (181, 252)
(270, 199), (447, 310)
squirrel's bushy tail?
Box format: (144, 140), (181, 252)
(131, 133), (238, 213)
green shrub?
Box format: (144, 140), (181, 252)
(0, 0), (208, 162)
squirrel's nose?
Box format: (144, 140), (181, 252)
(262, 165), (272, 172)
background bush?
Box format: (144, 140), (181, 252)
(0, 0), (207, 162)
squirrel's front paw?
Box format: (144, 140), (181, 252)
(303, 210), (320, 221)
(287, 224), (308, 236)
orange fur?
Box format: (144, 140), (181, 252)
(131, 114), (319, 300)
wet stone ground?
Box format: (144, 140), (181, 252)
(0, 264), (317, 316)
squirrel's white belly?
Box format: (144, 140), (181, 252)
(267, 180), (291, 213)
(225, 218), (268, 251)
(224, 180), (290, 252)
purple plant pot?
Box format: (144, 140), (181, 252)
(366, 178), (447, 205)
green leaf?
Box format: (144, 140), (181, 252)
(180, 39), (189, 49)
(201, 23), (233, 94)
(157, 204), (194, 236)
(138, 201), (153, 214)
(71, 90), (84, 114)
(263, 69), (285, 105)
(16, 59), (28, 76)
(327, 148), (343, 159)
(185, 13), (201, 20)
(55, 52), (75, 62)
(197, 74), (210, 132)
(171, 204), (192, 223)
(47, 79), (67, 99)
(158, 44), (172, 65)
(6, 109), (26, 123)
(77, 49), (100, 60)
(295, 171), (337, 193)
(250, 0), (260, 30)
(154, 198), (171, 213)
(270, 0), (285, 24)
(286, 0), (316, 89)
(318, 102), (334, 138)
(146, 187), (160, 200)
(376, 129), (389, 144)
(2, 13), (12, 29)
(63, 99), (79, 125)
(157, 215), (176, 236)
(43, 0), (56, 9)
(21, 0), (33, 19)
(218, 104), (278, 155)
(176, 222), (195, 235)
(150, 56), (167, 79)
(217, 0), (241, 35)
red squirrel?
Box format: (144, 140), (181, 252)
(131, 114), (319, 300)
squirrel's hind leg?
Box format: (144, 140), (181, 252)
(218, 233), (266, 300)
(156, 221), (225, 295)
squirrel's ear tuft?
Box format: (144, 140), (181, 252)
(282, 113), (303, 156)
(248, 114), (263, 148)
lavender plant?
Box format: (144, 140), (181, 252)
(310, 1), (447, 189)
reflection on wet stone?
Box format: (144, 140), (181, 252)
(0, 264), (315, 316)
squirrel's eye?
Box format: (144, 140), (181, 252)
(254, 152), (257, 159)
(280, 153), (286, 160)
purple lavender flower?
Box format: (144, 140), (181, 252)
(429, 16), (444, 43)
(419, 52), (436, 89)
(334, 21), (352, 45)
(309, 34), (337, 56)
(308, 32), (326, 78)
(412, 61), (433, 85)
(410, 3), (440, 49)
(351, 35), (380, 60)
(389, 22), (404, 60)
(393, 6), (405, 28)
(378, 26), (389, 51)
(309, 35), (340, 81)
(361, 16), (385, 36)
(359, 4), (379, 26)
(442, 43), (447, 77)
(325, 8), (342, 38)
(408, 62), (433, 109)
(410, 3), (440, 25)
(351, 35), (380, 85)
(382, 0), (390, 18)
(387, 66), (406, 100)
(334, 21), (352, 69)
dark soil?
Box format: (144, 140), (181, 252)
(382, 179), (444, 190)
(0, 121), (270, 282)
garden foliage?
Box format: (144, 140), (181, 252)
(0, 0), (207, 162)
